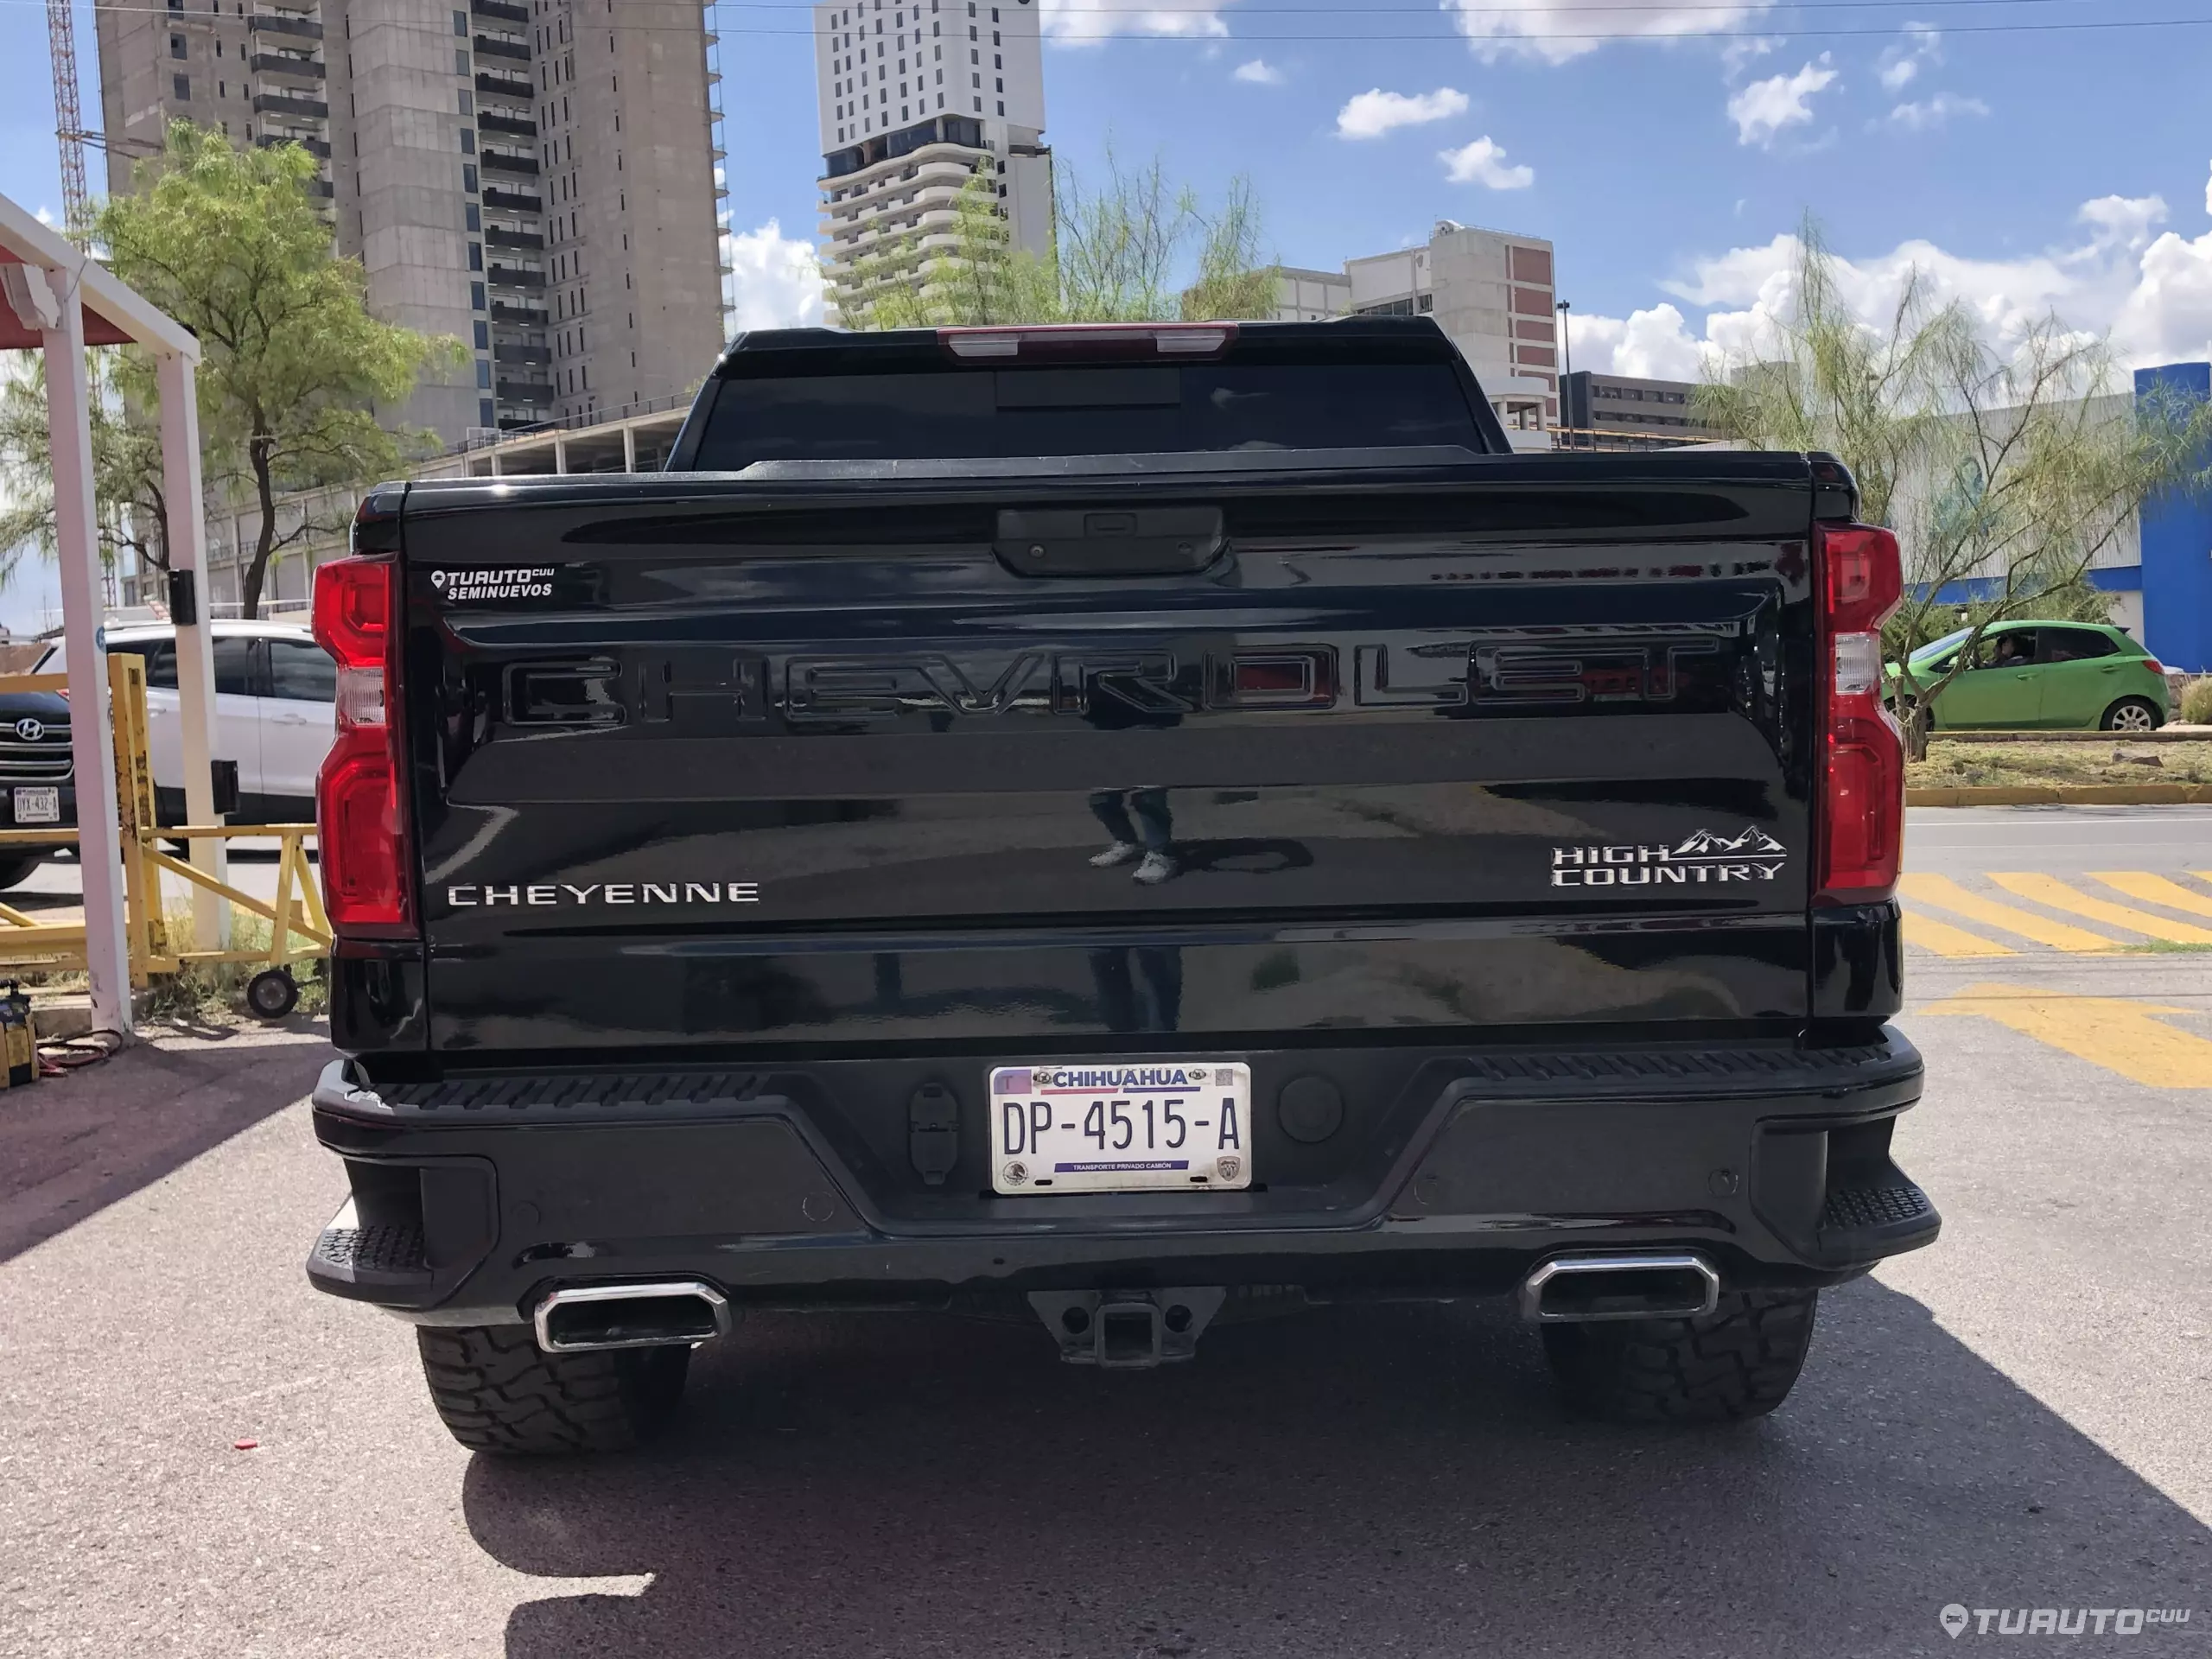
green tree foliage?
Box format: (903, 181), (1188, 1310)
(0, 350), (175, 591)
(841, 152), (1275, 328)
(1695, 219), (2212, 749)
(95, 124), (458, 615)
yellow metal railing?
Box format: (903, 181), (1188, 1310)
(0, 656), (327, 996)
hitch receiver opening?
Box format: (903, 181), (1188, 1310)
(1027, 1288), (1228, 1368)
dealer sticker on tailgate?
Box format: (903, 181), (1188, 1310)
(990, 1063), (1251, 1195)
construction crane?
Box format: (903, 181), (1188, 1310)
(47, 0), (91, 245)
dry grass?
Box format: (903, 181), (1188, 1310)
(140, 905), (328, 1025)
(2180, 677), (2212, 726)
(1908, 740), (2212, 790)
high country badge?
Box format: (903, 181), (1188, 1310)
(1550, 827), (1787, 887)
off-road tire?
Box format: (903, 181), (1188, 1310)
(2100, 696), (2164, 733)
(1541, 1288), (1819, 1425)
(416, 1325), (691, 1454)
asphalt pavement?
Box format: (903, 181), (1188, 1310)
(2, 806), (2209, 1657)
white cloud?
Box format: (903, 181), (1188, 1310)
(2076, 194), (2167, 256)
(722, 219), (824, 334)
(32, 206), (56, 227)
(1041, 0), (1231, 43)
(1335, 86), (1470, 140)
(1573, 171), (2212, 383)
(1888, 92), (1990, 130)
(2113, 226), (2212, 368)
(1720, 36), (1780, 81)
(1877, 22), (1942, 92)
(1567, 303), (1706, 381)
(1232, 57), (1282, 84)
(1727, 56), (1837, 148)
(1443, 0), (1774, 65)
(1439, 137), (1535, 191)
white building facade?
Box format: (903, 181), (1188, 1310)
(1345, 221), (1560, 448)
(811, 0), (1051, 320)
(1270, 266), (1351, 322)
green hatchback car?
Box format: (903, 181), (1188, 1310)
(1889, 620), (2170, 731)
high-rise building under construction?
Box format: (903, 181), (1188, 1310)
(95, 0), (730, 446)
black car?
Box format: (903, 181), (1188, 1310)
(0, 682), (74, 891)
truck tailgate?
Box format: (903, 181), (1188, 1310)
(398, 455), (1821, 1058)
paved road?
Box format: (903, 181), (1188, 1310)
(1905, 804), (2212, 877)
(3, 810), (2210, 1656)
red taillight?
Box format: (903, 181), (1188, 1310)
(1815, 524), (1905, 905)
(2145, 658), (2165, 677)
(313, 556), (413, 934)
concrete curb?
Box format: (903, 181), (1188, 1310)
(1907, 784), (2212, 807)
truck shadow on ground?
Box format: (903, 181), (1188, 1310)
(0, 1025), (328, 1262)
(463, 1280), (2210, 1659)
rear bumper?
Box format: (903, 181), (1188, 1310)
(306, 1031), (1936, 1326)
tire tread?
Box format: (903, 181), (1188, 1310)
(415, 1325), (689, 1455)
(1542, 1288), (1818, 1425)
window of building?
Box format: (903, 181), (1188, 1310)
(173, 73), (190, 99)
(471, 280), (486, 310)
(476, 359), (492, 389)
(463, 162), (478, 192)
(461, 129), (475, 153)
(474, 320), (489, 349)
(170, 33), (186, 58)
(996, 99), (1003, 113)
(469, 242), (483, 270)
(480, 397), (495, 426)
(467, 202), (480, 231)
(454, 9), (466, 33)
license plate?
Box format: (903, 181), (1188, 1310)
(990, 1062), (1252, 1194)
(11, 787), (59, 824)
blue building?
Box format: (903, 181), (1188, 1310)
(1916, 362), (2210, 673)
(2121, 362), (2212, 674)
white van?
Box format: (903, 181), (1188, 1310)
(41, 620), (336, 824)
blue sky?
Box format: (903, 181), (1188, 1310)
(5, 0), (2211, 626)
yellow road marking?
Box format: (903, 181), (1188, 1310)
(1988, 872), (2212, 946)
(1897, 873), (2120, 954)
(1902, 913), (2018, 957)
(1926, 982), (2212, 1089)
(2091, 871), (2212, 921)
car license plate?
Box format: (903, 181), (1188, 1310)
(12, 787), (59, 825)
(990, 1062), (1252, 1194)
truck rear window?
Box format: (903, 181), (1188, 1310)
(690, 362), (1484, 469)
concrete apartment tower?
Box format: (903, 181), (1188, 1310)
(1345, 221), (1560, 447)
(811, 0), (1051, 322)
(97, 0), (729, 448)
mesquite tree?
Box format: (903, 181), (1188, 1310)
(97, 124), (455, 616)
(1697, 223), (2212, 755)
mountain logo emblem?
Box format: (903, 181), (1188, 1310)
(1673, 827), (1787, 856)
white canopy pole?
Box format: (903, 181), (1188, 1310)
(41, 276), (133, 1038)
(156, 351), (228, 950)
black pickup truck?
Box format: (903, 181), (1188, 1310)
(304, 317), (1936, 1452)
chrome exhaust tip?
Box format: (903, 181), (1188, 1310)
(533, 1281), (734, 1353)
(1518, 1253), (1721, 1324)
